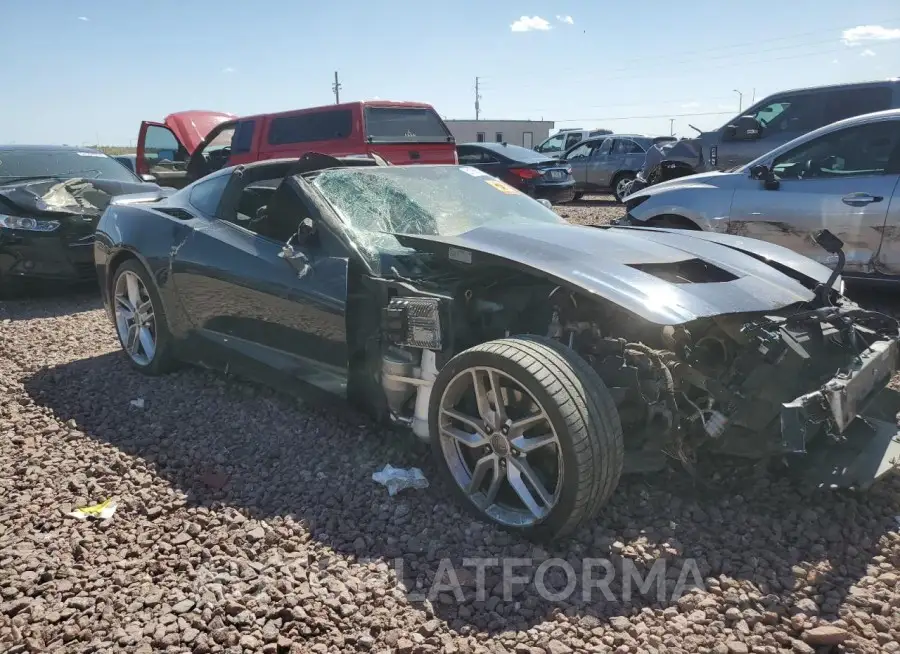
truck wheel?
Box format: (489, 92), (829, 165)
(429, 335), (624, 541)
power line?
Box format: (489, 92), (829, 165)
(477, 16), (900, 83)
(548, 110), (733, 123)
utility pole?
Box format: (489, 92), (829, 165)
(332, 71), (341, 104)
(669, 119), (675, 136)
(475, 77), (482, 120)
(733, 89), (743, 113)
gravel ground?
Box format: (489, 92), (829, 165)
(2, 201), (900, 653)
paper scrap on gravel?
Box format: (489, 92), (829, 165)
(68, 498), (118, 521)
(129, 398), (145, 409)
(372, 464), (429, 496)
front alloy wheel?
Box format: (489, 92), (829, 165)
(430, 336), (624, 541)
(114, 270), (156, 366)
(111, 259), (176, 375)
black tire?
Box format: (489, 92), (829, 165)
(110, 259), (177, 375)
(648, 215), (700, 230)
(573, 192), (584, 202)
(612, 172), (636, 203)
(429, 335), (624, 541)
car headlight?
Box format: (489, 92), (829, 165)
(0, 214), (61, 232)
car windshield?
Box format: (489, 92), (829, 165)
(0, 149), (140, 183)
(311, 165), (566, 269)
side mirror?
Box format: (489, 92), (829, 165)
(749, 164), (780, 191)
(813, 229), (844, 255)
(725, 116), (762, 141)
(140, 173), (157, 183)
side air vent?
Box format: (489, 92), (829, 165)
(156, 208), (195, 221)
(628, 258), (738, 284)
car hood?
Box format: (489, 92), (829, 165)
(164, 110), (236, 153)
(394, 221), (836, 325)
(628, 170), (740, 199)
(0, 178), (164, 219)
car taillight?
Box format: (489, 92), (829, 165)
(510, 167), (542, 180)
(564, 166), (572, 174)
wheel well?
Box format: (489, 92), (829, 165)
(648, 214), (701, 230)
(612, 170), (635, 184)
(106, 250), (138, 296)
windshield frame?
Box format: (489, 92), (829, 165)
(0, 148), (143, 184)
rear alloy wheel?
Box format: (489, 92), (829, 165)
(429, 336), (623, 540)
(112, 260), (176, 375)
(613, 173), (636, 203)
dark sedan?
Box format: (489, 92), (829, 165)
(456, 142), (575, 203)
(94, 152), (900, 540)
(0, 145), (167, 293)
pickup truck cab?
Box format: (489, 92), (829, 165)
(136, 101), (457, 188)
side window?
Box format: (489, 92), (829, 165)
(593, 138), (613, 156)
(564, 133), (582, 150)
(538, 134), (565, 152)
(457, 148), (483, 165)
(188, 174), (230, 215)
(750, 94), (821, 137)
(822, 88), (893, 126)
(143, 125), (185, 173)
(476, 132), (486, 142)
(614, 139), (645, 155)
(565, 143), (593, 160)
(772, 121), (900, 180)
(231, 120), (256, 154)
(267, 110), (353, 145)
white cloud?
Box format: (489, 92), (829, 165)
(832, 59), (840, 64)
(510, 16), (551, 32)
(77, 16), (89, 21)
(861, 48), (876, 57)
(556, 15), (574, 25)
(680, 102), (701, 109)
(222, 67), (236, 74)
(841, 25), (900, 46)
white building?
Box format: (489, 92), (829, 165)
(445, 120), (555, 149)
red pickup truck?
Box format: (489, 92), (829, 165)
(136, 101), (457, 188)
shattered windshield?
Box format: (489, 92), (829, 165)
(311, 165), (566, 272)
(0, 149), (140, 184)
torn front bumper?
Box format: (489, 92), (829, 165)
(781, 337), (900, 489)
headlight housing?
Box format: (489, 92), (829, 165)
(0, 214), (60, 232)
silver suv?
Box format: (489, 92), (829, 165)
(623, 109), (900, 283)
(562, 134), (676, 202)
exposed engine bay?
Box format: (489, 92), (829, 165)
(376, 260), (900, 474)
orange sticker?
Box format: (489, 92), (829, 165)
(484, 179), (520, 195)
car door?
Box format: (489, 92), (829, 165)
(170, 171), (350, 396)
(534, 133), (566, 156)
(562, 141), (594, 188)
(585, 138), (615, 189)
(618, 138), (647, 175)
(729, 119), (900, 274)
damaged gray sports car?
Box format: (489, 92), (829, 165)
(95, 153), (900, 540)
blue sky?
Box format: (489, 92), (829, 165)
(1, 0), (898, 145)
